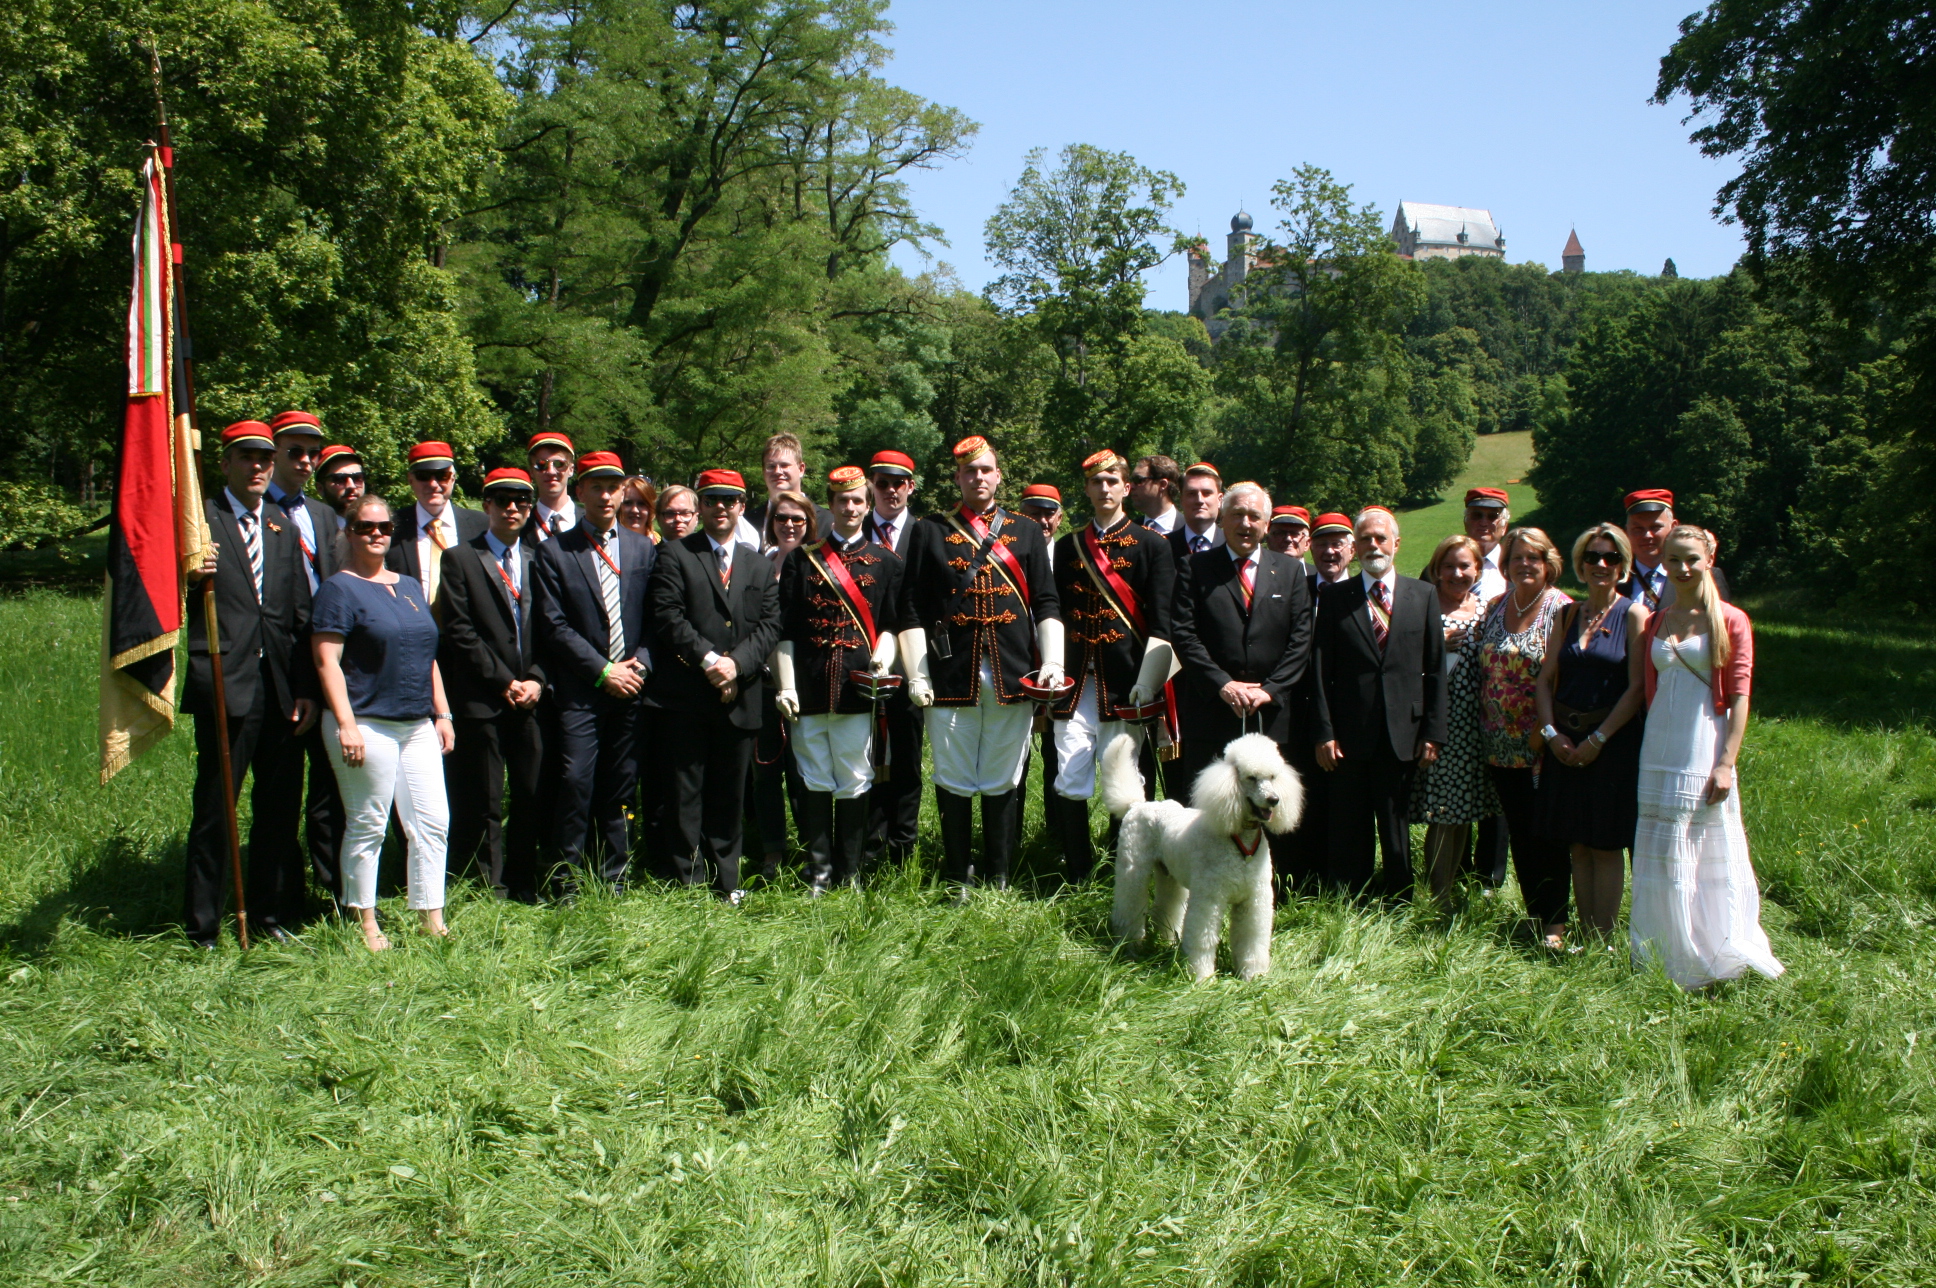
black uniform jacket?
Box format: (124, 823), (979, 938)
(1052, 516), (1175, 720)
(185, 491), (315, 719)
(531, 523), (657, 709)
(646, 530), (782, 731)
(437, 534), (547, 719)
(900, 505), (1059, 706)
(385, 502), (488, 586)
(778, 535), (912, 715)
(1170, 545), (1311, 744)
(1310, 573), (1447, 760)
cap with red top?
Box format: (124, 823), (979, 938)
(868, 449), (916, 477)
(481, 467), (535, 495)
(1185, 461), (1222, 481)
(1624, 488), (1674, 514)
(1081, 449), (1127, 478)
(1464, 487), (1508, 510)
(408, 441), (455, 471)
(952, 435), (994, 464)
(573, 450), (625, 481)
(827, 465), (866, 494)
(527, 430), (574, 457)
(221, 420), (276, 452)
(1270, 505), (1312, 527)
(1312, 512), (1354, 535)
(1020, 483), (1062, 510)
(1357, 505), (1396, 524)
(268, 409), (322, 438)
(695, 468), (747, 496)
(316, 444), (361, 474)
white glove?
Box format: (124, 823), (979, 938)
(1034, 617), (1065, 690)
(771, 641), (799, 721)
(899, 627), (933, 707)
(870, 629), (898, 676)
(1125, 636), (1174, 709)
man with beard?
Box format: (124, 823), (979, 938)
(1311, 507), (1446, 900)
(313, 444), (365, 529)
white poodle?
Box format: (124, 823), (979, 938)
(1100, 731), (1302, 981)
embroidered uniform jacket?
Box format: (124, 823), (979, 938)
(778, 537), (913, 715)
(900, 506), (1060, 705)
(1050, 517), (1175, 720)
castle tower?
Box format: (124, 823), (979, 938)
(1226, 210), (1254, 288)
(1562, 228), (1585, 274)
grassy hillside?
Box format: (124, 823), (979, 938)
(1396, 430), (1536, 570)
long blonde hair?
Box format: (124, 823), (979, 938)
(1663, 523), (1729, 669)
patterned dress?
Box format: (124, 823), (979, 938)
(1478, 588), (1570, 768)
(1410, 591), (1500, 825)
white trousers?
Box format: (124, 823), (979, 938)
(1051, 681), (1124, 800)
(324, 713), (448, 910)
(792, 711), (875, 798)
(926, 661), (1035, 796)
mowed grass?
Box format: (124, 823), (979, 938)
(1396, 430), (1536, 566)
(4, 589), (1936, 1286)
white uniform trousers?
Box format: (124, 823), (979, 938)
(926, 660), (1035, 796)
(1051, 679), (1124, 801)
(324, 713), (448, 911)
(792, 711), (875, 799)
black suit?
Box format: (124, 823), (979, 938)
(646, 531), (783, 894)
(863, 509), (923, 861)
(532, 523), (657, 888)
(265, 486), (346, 911)
(438, 535), (548, 900)
(1310, 573), (1447, 897)
(385, 502), (488, 591)
(1276, 571), (1349, 891)
(1170, 546), (1313, 797)
(183, 491), (315, 942)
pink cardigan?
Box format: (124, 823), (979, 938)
(1641, 599), (1753, 714)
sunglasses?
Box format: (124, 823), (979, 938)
(281, 444), (322, 460)
(412, 469), (453, 483)
(530, 459), (572, 473)
(485, 493), (533, 508)
(872, 474), (912, 488)
(772, 513), (809, 525)
(1579, 550), (1622, 567)
(699, 494), (741, 506)
(323, 471), (365, 486)
(348, 520), (395, 536)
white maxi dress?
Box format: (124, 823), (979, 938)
(1628, 634), (1784, 989)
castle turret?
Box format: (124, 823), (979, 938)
(1226, 210), (1254, 288)
(1562, 228), (1585, 274)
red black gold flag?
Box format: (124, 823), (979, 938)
(100, 145), (209, 783)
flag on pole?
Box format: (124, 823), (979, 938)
(100, 145), (209, 783)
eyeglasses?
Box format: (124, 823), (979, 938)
(412, 469), (453, 483)
(348, 520), (395, 536)
(281, 444), (321, 460)
(1579, 550), (1621, 567)
(323, 471), (365, 487)
(531, 459), (572, 474)
(661, 507), (696, 521)
(699, 494), (740, 507)
(872, 474), (912, 488)
(772, 513), (809, 526)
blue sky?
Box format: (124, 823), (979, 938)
(880, 0), (1744, 307)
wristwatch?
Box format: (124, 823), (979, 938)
(1539, 724), (1560, 742)
(1587, 729), (1607, 748)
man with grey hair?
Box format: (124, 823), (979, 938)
(1170, 480), (1313, 797)
(1463, 488), (1510, 606)
(1310, 505), (1446, 900)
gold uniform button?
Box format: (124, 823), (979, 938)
(724, 620), (733, 629)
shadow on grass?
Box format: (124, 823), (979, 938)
(0, 828), (185, 955)
(1744, 598), (1936, 733)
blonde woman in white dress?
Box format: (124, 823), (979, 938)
(1628, 525), (1783, 988)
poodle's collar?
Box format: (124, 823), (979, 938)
(1230, 827), (1264, 857)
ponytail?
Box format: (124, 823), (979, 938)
(1665, 524), (1728, 670)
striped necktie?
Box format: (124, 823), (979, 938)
(1191, 532), (1210, 554)
(1370, 579), (1391, 653)
(596, 529), (625, 662)
(1237, 556), (1255, 612)
(238, 507), (263, 599)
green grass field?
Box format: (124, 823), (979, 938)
(5, 433), (1936, 1283)
(1395, 431), (1539, 572)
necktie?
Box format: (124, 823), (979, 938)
(1238, 557), (1255, 611)
(429, 519), (449, 551)
(239, 509), (263, 599)
(1191, 533), (1210, 554)
(501, 547), (522, 648)
(717, 546), (730, 588)
(597, 530), (625, 662)
(1370, 579), (1391, 653)
(550, 513), (563, 537)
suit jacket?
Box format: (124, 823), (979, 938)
(1170, 546), (1311, 744)
(900, 505), (1060, 705)
(385, 502), (488, 586)
(184, 492), (314, 720)
(531, 522), (657, 710)
(1166, 524), (1225, 566)
(1053, 517), (1175, 720)
(267, 488), (343, 590)
(646, 530), (782, 729)
(778, 536), (911, 715)
(437, 535), (547, 719)
(1310, 573), (1447, 760)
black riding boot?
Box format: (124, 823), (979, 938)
(799, 791), (835, 894)
(833, 795), (868, 888)
(937, 789), (975, 886)
(1057, 793), (1094, 883)
(980, 789), (1019, 889)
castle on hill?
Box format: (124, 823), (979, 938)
(1186, 203), (1586, 335)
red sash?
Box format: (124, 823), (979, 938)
(1078, 523), (1147, 634)
(490, 553), (521, 603)
(589, 534), (623, 579)
(809, 539), (879, 646)
(956, 506), (1031, 608)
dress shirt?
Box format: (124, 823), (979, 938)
(1630, 561), (1668, 607)
(415, 501), (458, 602)
(1181, 522), (1224, 554)
(1143, 506), (1179, 536)
(1476, 543), (1507, 605)
(267, 482), (320, 593)
(484, 529), (524, 648)
(869, 509), (905, 551)
(702, 533), (736, 669)
(534, 498), (578, 541)
(224, 488), (265, 599)
(1361, 567), (1399, 626)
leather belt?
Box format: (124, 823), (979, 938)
(1553, 701), (1611, 736)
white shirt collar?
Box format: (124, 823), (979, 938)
(416, 501), (454, 541)
(1227, 543), (1259, 569)
(1145, 505), (1178, 534)
(1361, 567), (1398, 596)
(537, 497), (576, 528)
(708, 533), (735, 562)
(484, 530), (516, 560)
(1482, 544), (1501, 569)
(871, 508), (902, 532)
(225, 487), (262, 519)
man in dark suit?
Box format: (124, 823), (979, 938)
(386, 440), (487, 607)
(261, 409), (346, 915)
(438, 468), (547, 901)
(1274, 509), (1350, 893)
(532, 451), (657, 892)
(1168, 462), (1226, 561)
(741, 432), (833, 546)
(183, 421), (318, 946)
(647, 468), (782, 902)
(899, 436), (1062, 889)
(862, 449), (923, 864)
(1169, 482), (1312, 801)
(1311, 506), (1447, 900)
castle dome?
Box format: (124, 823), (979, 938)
(1231, 210), (1253, 233)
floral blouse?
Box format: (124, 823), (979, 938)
(1478, 588), (1569, 768)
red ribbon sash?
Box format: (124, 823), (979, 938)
(491, 554), (521, 603)
(959, 506), (1031, 609)
(1079, 523), (1147, 635)
(590, 535), (623, 580)
(814, 539), (879, 647)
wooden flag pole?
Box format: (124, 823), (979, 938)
(202, 582), (250, 951)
